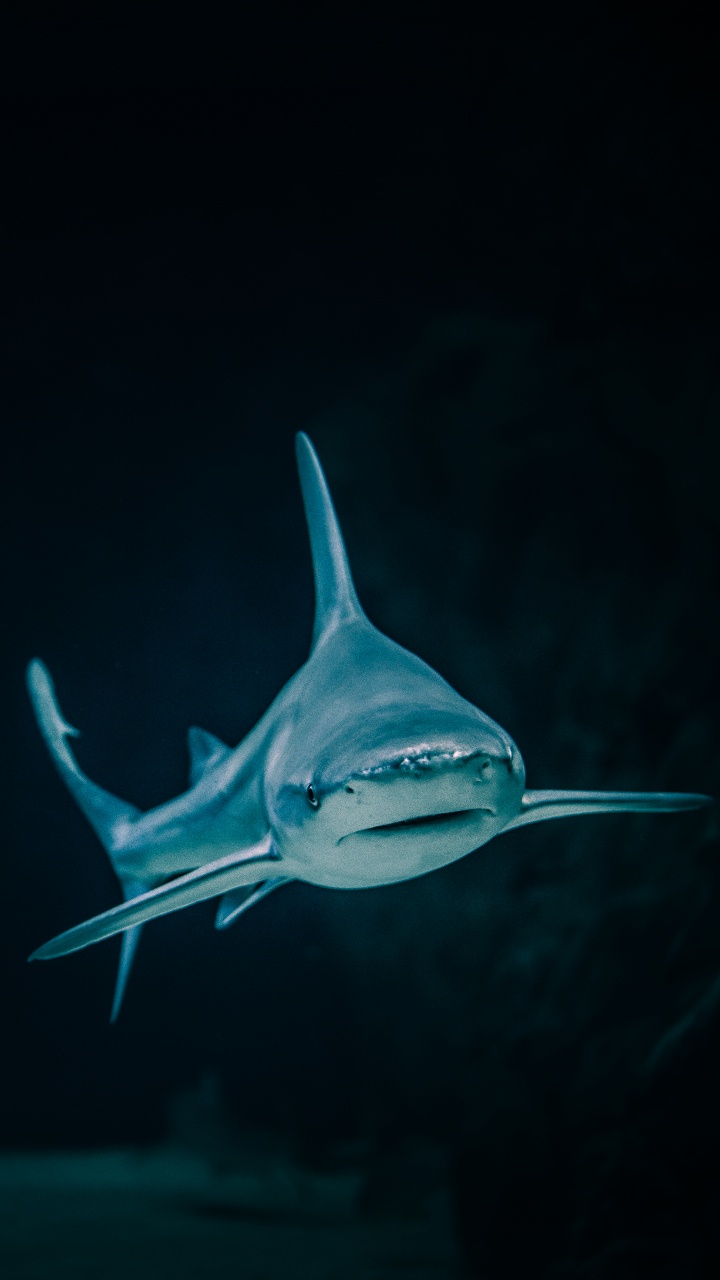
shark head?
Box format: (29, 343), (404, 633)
(269, 698), (526, 887)
(264, 436), (526, 887)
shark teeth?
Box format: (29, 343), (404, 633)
(357, 746), (481, 777)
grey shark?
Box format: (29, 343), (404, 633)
(27, 433), (711, 1019)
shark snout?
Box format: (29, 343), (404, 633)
(352, 735), (514, 780)
(466, 743), (523, 799)
(303, 742), (525, 888)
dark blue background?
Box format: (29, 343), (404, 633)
(1, 4), (719, 1273)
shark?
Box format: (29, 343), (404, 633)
(27, 433), (711, 1019)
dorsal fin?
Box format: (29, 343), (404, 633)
(187, 727), (231, 786)
(295, 433), (365, 647)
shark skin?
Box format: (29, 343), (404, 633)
(27, 433), (712, 1017)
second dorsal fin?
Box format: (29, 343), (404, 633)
(295, 433), (366, 647)
(187, 727), (231, 786)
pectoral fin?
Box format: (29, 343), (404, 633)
(506, 789), (712, 829)
(29, 834), (279, 961)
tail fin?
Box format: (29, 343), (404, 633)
(110, 913), (142, 1024)
(295, 434), (366, 648)
(26, 659), (151, 1020)
(26, 660), (140, 844)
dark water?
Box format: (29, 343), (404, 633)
(1, 4), (719, 1276)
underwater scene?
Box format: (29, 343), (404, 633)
(1, 5), (719, 1278)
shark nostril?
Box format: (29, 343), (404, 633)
(478, 758), (493, 780)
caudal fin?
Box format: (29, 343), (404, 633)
(26, 660), (141, 844)
(110, 922), (142, 1023)
(26, 660), (152, 1019)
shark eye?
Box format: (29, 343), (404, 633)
(306, 784), (319, 809)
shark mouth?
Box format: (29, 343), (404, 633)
(346, 806), (494, 839)
(357, 746), (497, 777)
